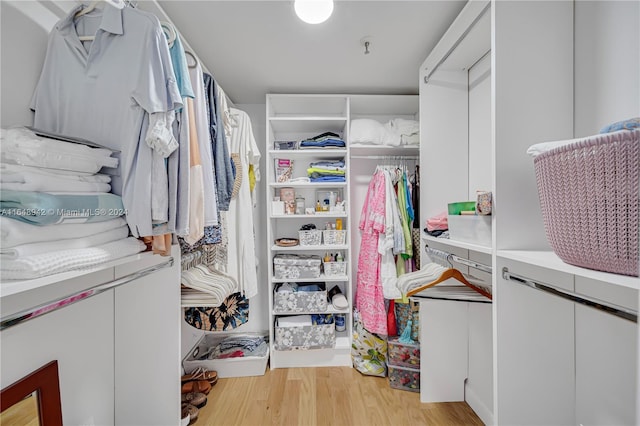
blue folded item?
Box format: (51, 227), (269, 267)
(0, 189), (125, 225)
(309, 175), (346, 182)
(599, 117), (640, 133)
(311, 314), (334, 325)
(299, 139), (346, 148)
(309, 160), (345, 169)
(298, 284), (322, 292)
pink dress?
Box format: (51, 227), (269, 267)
(356, 171), (387, 335)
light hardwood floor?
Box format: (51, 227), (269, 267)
(195, 367), (484, 426)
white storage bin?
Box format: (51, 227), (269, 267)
(447, 215), (491, 246)
(323, 261), (348, 277)
(274, 323), (335, 351)
(298, 230), (322, 246)
(322, 230), (346, 245)
(183, 333), (269, 378)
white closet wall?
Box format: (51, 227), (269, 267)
(574, 1), (640, 136)
(0, 1), (57, 127)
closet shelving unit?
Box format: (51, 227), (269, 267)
(266, 94), (352, 368)
(420, 1), (639, 425)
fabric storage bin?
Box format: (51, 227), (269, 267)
(322, 230), (346, 245)
(388, 364), (420, 393)
(274, 323), (335, 350)
(531, 129), (639, 276)
(183, 333), (269, 378)
(323, 261), (347, 277)
(447, 214), (491, 246)
(298, 230), (322, 246)
(273, 284), (328, 313)
(387, 338), (420, 369)
(273, 254), (321, 279)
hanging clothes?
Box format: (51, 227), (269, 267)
(226, 108), (261, 298)
(31, 4), (182, 237)
(356, 170), (387, 335)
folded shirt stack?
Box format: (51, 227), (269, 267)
(0, 127), (147, 280)
(307, 160), (346, 183)
(299, 131), (346, 149)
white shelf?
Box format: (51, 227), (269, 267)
(269, 182), (347, 188)
(271, 275), (349, 283)
(497, 250), (640, 290)
(422, 233), (492, 255)
(270, 213), (347, 219)
(272, 305), (351, 315)
(349, 144), (419, 158)
(268, 149), (347, 157)
(271, 244), (349, 251)
(0, 251), (163, 298)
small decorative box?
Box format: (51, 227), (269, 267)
(388, 364), (420, 393)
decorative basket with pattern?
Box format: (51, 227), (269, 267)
(533, 129), (639, 276)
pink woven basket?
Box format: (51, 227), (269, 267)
(533, 129), (639, 276)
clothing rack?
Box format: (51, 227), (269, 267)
(426, 247), (492, 274)
(502, 267), (638, 323)
(1, 258), (174, 331)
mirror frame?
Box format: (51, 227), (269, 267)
(1, 360), (63, 426)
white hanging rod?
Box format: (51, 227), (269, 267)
(423, 2), (491, 84)
(502, 268), (638, 323)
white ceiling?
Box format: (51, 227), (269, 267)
(155, 1), (467, 104)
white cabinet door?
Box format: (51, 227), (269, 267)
(114, 253), (181, 425)
(1, 291), (115, 426)
(496, 262), (575, 425)
(575, 304), (638, 425)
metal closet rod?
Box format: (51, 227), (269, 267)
(502, 268), (638, 323)
(423, 2), (491, 84)
(0, 258), (174, 331)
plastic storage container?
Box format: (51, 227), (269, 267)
(323, 261), (348, 277)
(388, 364), (420, 393)
(387, 338), (420, 369)
(447, 214), (491, 247)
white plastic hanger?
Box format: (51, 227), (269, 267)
(160, 21), (177, 48)
(75, 0), (125, 42)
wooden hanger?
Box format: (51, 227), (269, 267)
(406, 268), (493, 300)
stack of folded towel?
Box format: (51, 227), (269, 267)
(0, 127), (146, 280)
(299, 132), (346, 149)
(350, 118), (419, 146)
(307, 160), (346, 183)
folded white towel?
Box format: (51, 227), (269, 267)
(0, 237), (147, 280)
(0, 225), (129, 259)
(0, 216), (127, 248)
(277, 314), (312, 327)
(1, 180), (111, 193)
(0, 164), (111, 183)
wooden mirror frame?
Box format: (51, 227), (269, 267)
(1, 360), (63, 426)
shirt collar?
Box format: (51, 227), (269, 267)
(57, 4), (124, 36)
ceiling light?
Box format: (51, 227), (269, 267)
(294, 0), (334, 25)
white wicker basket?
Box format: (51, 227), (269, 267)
(322, 230), (346, 245)
(323, 261), (348, 277)
(298, 230), (322, 246)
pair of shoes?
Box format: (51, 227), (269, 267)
(182, 392), (207, 408)
(328, 285), (348, 309)
(181, 380), (212, 395)
(181, 367), (218, 385)
(181, 403), (198, 425)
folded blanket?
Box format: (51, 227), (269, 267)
(277, 314), (312, 327)
(0, 237), (147, 280)
(0, 225), (129, 259)
(1, 180), (110, 193)
(1, 164), (111, 183)
(0, 216), (127, 248)
(0, 190), (124, 225)
(1, 127), (118, 174)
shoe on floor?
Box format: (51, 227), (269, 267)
(182, 392), (207, 408)
(181, 379), (212, 395)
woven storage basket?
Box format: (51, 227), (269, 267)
(533, 129), (639, 276)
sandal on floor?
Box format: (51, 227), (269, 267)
(181, 379), (212, 395)
(181, 367), (218, 384)
(182, 403), (199, 425)
(182, 392), (207, 408)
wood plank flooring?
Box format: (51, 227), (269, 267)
(195, 367), (484, 426)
